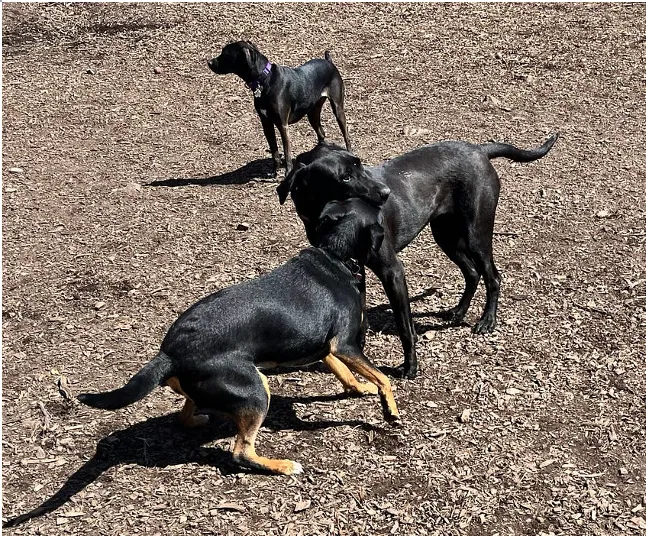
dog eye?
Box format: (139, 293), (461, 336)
(342, 175), (352, 182)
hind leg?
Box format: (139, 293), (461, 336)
(165, 377), (209, 428)
(231, 369), (301, 474)
(307, 97), (327, 143)
(469, 238), (501, 334)
(327, 77), (351, 151)
(431, 221), (480, 324)
(232, 404), (302, 475)
(177, 360), (302, 475)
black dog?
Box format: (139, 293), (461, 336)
(277, 133), (559, 378)
(208, 41), (351, 178)
(78, 199), (398, 476)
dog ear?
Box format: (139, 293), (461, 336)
(369, 223), (385, 254)
(243, 46), (253, 66)
(276, 163), (306, 205)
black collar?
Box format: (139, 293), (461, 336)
(343, 258), (363, 282)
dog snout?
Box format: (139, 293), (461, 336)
(207, 58), (217, 72)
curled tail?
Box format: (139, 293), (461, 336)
(480, 132), (559, 162)
(78, 352), (172, 410)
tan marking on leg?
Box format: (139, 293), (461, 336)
(165, 377), (208, 428)
(165, 376), (185, 396)
(257, 369), (271, 404)
(333, 354), (400, 423)
(323, 354), (378, 396)
(328, 336), (338, 355)
(232, 410), (302, 475)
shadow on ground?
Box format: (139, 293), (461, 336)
(146, 158), (277, 187)
(3, 393), (376, 528)
(366, 287), (468, 336)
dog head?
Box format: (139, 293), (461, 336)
(207, 41), (263, 79)
(277, 143), (390, 227)
(315, 198), (385, 264)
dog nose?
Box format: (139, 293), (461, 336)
(379, 187), (391, 202)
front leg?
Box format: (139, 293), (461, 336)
(370, 251), (418, 379)
(276, 122), (292, 175)
(259, 116), (281, 179)
(323, 354), (378, 396)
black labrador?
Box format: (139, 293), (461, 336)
(78, 198), (398, 476)
(208, 41), (351, 178)
(277, 133), (559, 378)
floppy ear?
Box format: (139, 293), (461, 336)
(243, 46), (253, 65)
(276, 163), (305, 205)
(369, 223), (385, 253)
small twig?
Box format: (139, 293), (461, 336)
(37, 401), (51, 432)
(494, 231), (520, 238)
(573, 302), (612, 317)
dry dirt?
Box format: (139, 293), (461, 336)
(2, 3), (645, 535)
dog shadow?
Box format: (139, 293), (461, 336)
(145, 158), (277, 187)
(3, 393), (375, 528)
(366, 287), (467, 336)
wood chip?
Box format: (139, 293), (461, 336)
(294, 500), (311, 513)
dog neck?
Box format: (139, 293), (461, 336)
(319, 247), (363, 282)
(246, 61), (272, 93)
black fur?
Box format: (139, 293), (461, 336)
(278, 133), (559, 378)
(208, 41), (351, 178)
(78, 199), (398, 474)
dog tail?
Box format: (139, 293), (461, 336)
(77, 352), (172, 410)
(324, 50), (333, 62)
(480, 132), (559, 163)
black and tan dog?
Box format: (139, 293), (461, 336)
(277, 133), (559, 378)
(208, 41), (351, 178)
(78, 198), (398, 476)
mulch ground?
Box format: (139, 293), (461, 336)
(2, 3), (645, 535)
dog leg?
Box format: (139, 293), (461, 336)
(371, 254), (418, 378)
(327, 78), (351, 151)
(165, 377), (209, 428)
(232, 410), (303, 475)
(307, 98), (327, 143)
(471, 251), (501, 334)
(333, 352), (400, 424)
(276, 122), (292, 174)
(178, 399), (210, 428)
(323, 354), (378, 396)
(260, 116), (281, 178)
(431, 223), (480, 324)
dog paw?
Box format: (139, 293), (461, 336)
(472, 317), (496, 334)
(290, 461), (304, 475)
(436, 307), (466, 324)
(381, 363), (417, 379)
(345, 382), (379, 396)
(192, 414), (210, 427)
(273, 459), (303, 475)
(385, 412), (402, 427)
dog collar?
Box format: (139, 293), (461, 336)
(246, 62), (272, 96)
(344, 258), (363, 282)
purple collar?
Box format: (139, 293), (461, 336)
(246, 62), (272, 93)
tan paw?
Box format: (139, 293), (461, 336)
(345, 382), (379, 396)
